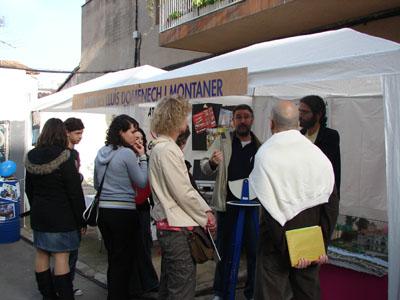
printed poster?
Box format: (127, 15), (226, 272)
(192, 104), (221, 151)
(0, 182), (18, 201)
(192, 106), (217, 134)
(0, 202), (15, 221)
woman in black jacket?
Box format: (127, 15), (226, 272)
(25, 118), (86, 300)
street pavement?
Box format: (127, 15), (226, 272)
(0, 239), (108, 300)
(0, 238), (248, 300)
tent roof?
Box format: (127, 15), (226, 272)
(34, 65), (166, 112)
(139, 29), (400, 96)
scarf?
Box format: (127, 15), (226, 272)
(249, 130), (334, 226)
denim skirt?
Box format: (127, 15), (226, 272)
(33, 230), (80, 252)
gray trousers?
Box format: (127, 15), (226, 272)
(157, 230), (196, 300)
(254, 250), (320, 300)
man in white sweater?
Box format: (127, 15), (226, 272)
(249, 100), (339, 300)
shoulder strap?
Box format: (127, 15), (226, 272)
(96, 161), (110, 198)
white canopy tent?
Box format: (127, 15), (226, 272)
(123, 28), (396, 221)
(33, 65), (167, 113)
(30, 65), (167, 183)
(62, 29), (399, 298)
(136, 29), (399, 298)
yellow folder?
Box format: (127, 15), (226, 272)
(285, 225), (326, 267)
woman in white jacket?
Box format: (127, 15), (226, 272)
(149, 96), (217, 300)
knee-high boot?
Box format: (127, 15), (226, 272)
(35, 269), (58, 300)
(54, 272), (74, 300)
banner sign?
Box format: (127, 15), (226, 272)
(72, 67), (247, 110)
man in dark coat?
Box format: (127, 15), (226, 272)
(299, 95), (341, 196)
(64, 117), (85, 297)
(250, 101), (339, 300)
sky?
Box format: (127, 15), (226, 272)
(0, 0), (85, 71)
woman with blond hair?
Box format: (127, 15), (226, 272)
(149, 96), (217, 299)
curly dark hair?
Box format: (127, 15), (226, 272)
(136, 127), (147, 151)
(37, 118), (68, 149)
(300, 95), (327, 127)
(105, 114), (139, 149)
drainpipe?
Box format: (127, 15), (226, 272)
(133, 0), (141, 67)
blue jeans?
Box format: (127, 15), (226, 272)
(33, 230), (80, 253)
(213, 206), (259, 299)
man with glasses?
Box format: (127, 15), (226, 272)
(299, 95), (341, 196)
(201, 104), (261, 300)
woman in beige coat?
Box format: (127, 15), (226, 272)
(149, 96), (216, 300)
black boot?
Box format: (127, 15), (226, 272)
(35, 269), (58, 300)
(54, 272), (74, 300)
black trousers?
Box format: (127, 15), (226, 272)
(254, 249), (320, 300)
(98, 208), (141, 300)
(129, 208), (159, 296)
(213, 207), (258, 299)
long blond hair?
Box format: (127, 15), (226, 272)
(151, 96), (190, 136)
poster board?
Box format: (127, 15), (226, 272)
(191, 104), (235, 151)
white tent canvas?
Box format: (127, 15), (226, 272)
(30, 65), (167, 195)
(132, 28), (396, 218)
(122, 29), (399, 298)
(140, 28), (399, 94)
(34, 65), (167, 112)
(47, 29), (399, 298)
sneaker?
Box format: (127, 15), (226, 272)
(73, 288), (83, 296)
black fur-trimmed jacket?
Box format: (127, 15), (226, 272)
(25, 146), (86, 232)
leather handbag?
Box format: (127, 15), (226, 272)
(187, 227), (215, 264)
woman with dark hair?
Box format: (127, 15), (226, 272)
(25, 118), (86, 300)
(176, 126), (200, 192)
(94, 114), (148, 300)
(129, 128), (159, 297)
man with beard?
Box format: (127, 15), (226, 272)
(201, 104), (261, 300)
(299, 95), (341, 196)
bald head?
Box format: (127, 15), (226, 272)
(271, 100), (299, 132)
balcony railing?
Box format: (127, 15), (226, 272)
(160, 0), (244, 32)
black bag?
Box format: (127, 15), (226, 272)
(82, 195), (99, 227)
(187, 227), (215, 264)
(83, 164), (109, 227)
